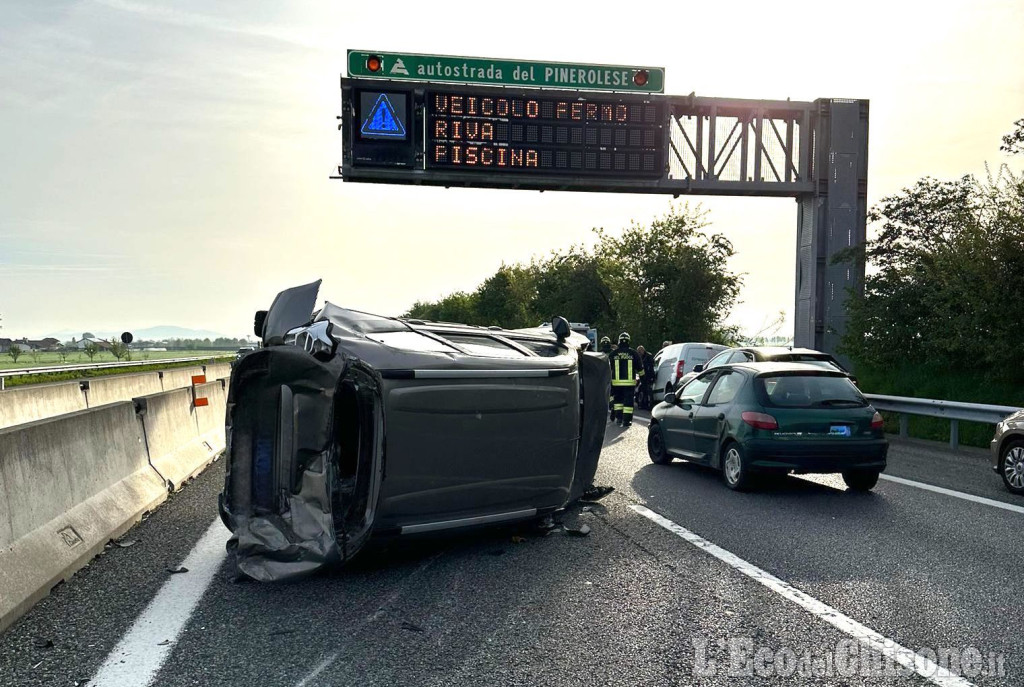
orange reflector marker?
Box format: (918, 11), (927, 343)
(633, 69), (649, 87)
(366, 55), (383, 73)
(194, 397), (209, 407)
(191, 375), (206, 385)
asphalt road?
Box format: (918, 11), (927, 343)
(1, 419), (1019, 686)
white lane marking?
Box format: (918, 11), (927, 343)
(91, 518), (230, 687)
(630, 504), (977, 687)
(879, 474), (1024, 515)
(294, 652), (338, 687)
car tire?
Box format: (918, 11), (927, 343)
(998, 439), (1024, 495)
(842, 469), (880, 492)
(721, 442), (754, 491)
(648, 423), (673, 465)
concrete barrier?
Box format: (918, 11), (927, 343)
(85, 372), (163, 408)
(204, 362), (232, 381)
(0, 381), (87, 429)
(135, 387), (222, 492)
(0, 363), (232, 430)
(159, 366), (207, 392)
(0, 404), (168, 633)
(0, 380), (230, 632)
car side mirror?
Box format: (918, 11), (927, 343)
(693, 363), (704, 373)
(253, 310), (268, 337)
(551, 316), (571, 342)
(664, 392), (676, 405)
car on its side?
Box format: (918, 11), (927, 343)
(677, 346), (855, 388)
(647, 362), (887, 491)
(652, 342), (728, 400)
(221, 281), (610, 581)
(990, 409), (1024, 495)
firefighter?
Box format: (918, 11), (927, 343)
(609, 332), (643, 426)
(599, 336), (612, 354)
(636, 345), (655, 410)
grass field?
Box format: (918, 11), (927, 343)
(0, 349), (236, 371)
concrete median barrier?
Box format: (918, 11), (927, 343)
(135, 386), (224, 492)
(204, 362), (232, 381)
(84, 372), (163, 408)
(0, 379), (230, 633)
(0, 381), (87, 429)
(158, 366), (209, 393)
(0, 403), (168, 633)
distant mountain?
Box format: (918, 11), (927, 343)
(43, 325), (229, 342)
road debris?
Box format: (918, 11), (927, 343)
(167, 566), (189, 574)
(563, 523), (591, 537)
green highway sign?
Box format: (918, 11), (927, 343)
(347, 51), (665, 93)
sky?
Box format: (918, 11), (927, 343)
(1, 0), (1022, 340)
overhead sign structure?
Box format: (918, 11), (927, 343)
(348, 50), (665, 93)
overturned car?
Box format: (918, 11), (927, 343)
(220, 281), (610, 581)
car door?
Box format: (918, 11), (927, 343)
(691, 370), (745, 463)
(660, 371), (718, 459)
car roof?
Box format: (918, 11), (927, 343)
(739, 346), (831, 357)
(726, 361), (847, 376)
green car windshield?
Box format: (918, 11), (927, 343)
(756, 374), (866, 408)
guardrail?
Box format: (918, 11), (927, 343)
(0, 355), (233, 390)
(864, 394), (1021, 449)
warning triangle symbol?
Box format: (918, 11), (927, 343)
(361, 93), (406, 138)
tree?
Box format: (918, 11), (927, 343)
(30, 350), (42, 364)
(403, 205), (742, 348)
(8, 345), (22, 363)
(57, 346), (70, 363)
(593, 205), (741, 347)
(839, 168), (1024, 375)
(83, 342), (99, 361)
(109, 341), (129, 361)
(1001, 118), (1024, 156)
(82, 332), (95, 339)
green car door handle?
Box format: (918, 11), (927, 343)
(688, 412), (694, 418)
(717, 413), (725, 420)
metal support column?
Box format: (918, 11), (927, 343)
(793, 99), (869, 362)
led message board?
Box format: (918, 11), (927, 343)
(427, 89), (664, 177)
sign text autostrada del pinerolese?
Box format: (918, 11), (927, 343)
(347, 51), (665, 93)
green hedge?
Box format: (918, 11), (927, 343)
(3, 357), (232, 388)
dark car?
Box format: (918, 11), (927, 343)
(990, 409), (1024, 495)
(647, 362), (887, 491)
(677, 346), (855, 388)
(220, 281), (610, 581)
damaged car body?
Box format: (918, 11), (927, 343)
(220, 281), (611, 581)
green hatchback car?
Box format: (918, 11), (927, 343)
(648, 362), (888, 491)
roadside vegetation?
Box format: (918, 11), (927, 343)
(0, 348), (236, 371)
(839, 118), (1024, 446)
(406, 205), (744, 346)
(2, 356), (233, 388)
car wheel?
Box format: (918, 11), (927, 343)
(999, 440), (1024, 495)
(842, 470), (880, 492)
(721, 442), (753, 491)
(648, 423), (673, 465)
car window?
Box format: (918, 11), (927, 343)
(705, 371), (743, 405)
(728, 350), (754, 363)
(705, 349), (732, 370)
(431, 333), (526, 358)
(678, 373), (715, 404)
(756, 374), (865, 408)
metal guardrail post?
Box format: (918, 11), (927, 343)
(899, 414), (909, 438)
(950, 420), (959, 450)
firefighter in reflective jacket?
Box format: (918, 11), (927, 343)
(609, 332), (643, 426)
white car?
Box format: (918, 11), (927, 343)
(652, 342), (727, 399)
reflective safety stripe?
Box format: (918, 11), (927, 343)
(613, 404), (623, 410)
(611, 380), (634, 386)
(623, 406), (634, 415)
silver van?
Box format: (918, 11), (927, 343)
(652, 342), (727, 400)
